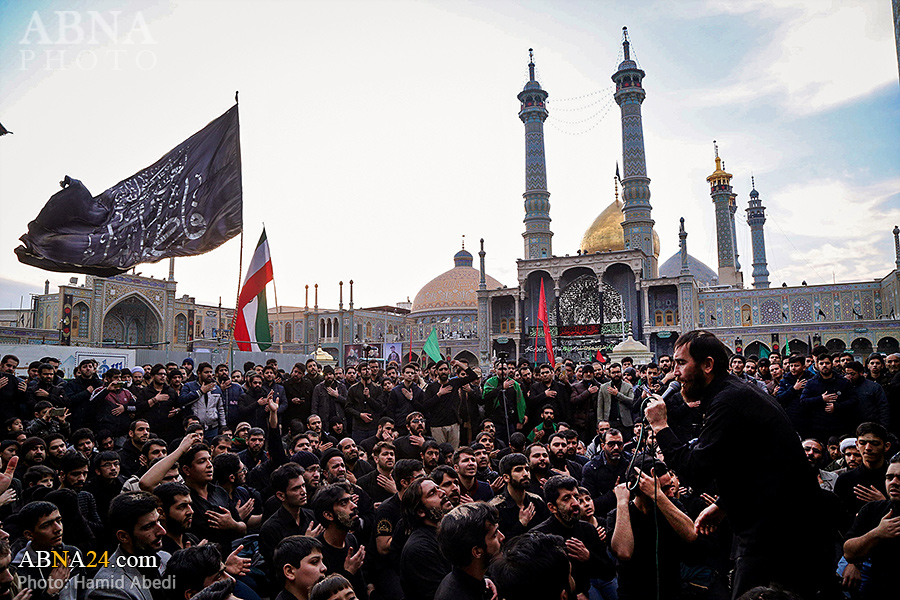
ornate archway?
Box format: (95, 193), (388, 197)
(102, 294), (161, 346)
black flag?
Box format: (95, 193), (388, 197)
(0, 122), (12, 136)
(15, 105), (242, 276)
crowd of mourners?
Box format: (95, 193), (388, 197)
(0, 344), (898, 600)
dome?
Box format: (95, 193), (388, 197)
(580, 198), (660, 258)
(453, 248), (473, 267)
(659, 252), (718, 285)
(412, 251), (503, 313)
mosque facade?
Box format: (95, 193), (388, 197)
(475, 29), (900, 368)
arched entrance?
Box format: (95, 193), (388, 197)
(877, 336), (899, 354)
(825, 338), (846, 352)
(851, 337), (874, 358)
(785, 339), (809, 356)
(454, 350), (478, 366)
(744, 341), (771, 360)
(102, 295), (161, 347)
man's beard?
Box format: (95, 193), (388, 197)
(550, 453), (567, 468)
(680, 369), (708, 403)
(510, 476), (530, 491)
(337, 512), (360, 530)
(424, 504), (447, 522)
(557, 503), (580, 525)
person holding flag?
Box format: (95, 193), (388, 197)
(483, 360), (526, 446)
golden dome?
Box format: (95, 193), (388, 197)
(580, 198), (660, 258)
(412, 252), (504, 313)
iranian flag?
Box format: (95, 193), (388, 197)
(235, 229), (273, 351)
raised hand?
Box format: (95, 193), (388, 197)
(518, 502), (536, 527)
(344, 545), (365, 574)
(225, 545), (251, 576)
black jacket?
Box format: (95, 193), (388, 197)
(656, 373), (830, 563)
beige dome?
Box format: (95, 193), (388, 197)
(580, 198), (660, 258)
(412, 250), (503, 313)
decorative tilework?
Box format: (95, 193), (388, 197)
(791, 297), (812, 323)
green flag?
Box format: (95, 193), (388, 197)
(423, 327), (442, 363)
(783, 339), (790, 356)
(759, 346), (770, 359)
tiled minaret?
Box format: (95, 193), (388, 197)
(679, 218), (690, 276)
(746, 176), (771, 288)
(707, 143), (743, 287)
(518, 49), (552, 259)
(614, 27), (656, 277)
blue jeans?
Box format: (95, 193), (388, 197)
(590, 577), (618, 600)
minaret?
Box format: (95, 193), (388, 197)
(613, 27), (656, 277)
(746, 176), (771, 288)
(893, 225), (900, 270)
(707, 143), (742, 287)
(679, 218), (690, 275)
(478, 238), (487, 290)
(518, 49), (552, 259)
(729, 187), (741, 272)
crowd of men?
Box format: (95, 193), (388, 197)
(0, 339), (898, 600)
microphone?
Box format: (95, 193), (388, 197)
(640, 380), (681, 421)
(659, 380), (682, 401)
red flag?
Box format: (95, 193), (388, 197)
(538, 279), (555, 367)
(595, 350), (607, 363)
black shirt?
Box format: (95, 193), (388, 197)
(259, 505), (316, 566)
(190, 484), (240, 553)
(357, 469), (394, 504)
(845, 499), (900, 599)
(422, 369), (478, 427)
(316, 532), (366, 599)
(488, 489), (550, 538)
(400, 525), (450, 600)
(435, 567), (489, 600)
(533, 515), (614, 594)
(834, 463), (888, 517)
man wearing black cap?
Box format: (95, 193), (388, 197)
(291, 450), (323, 500)
(14, 437), (45, 480)
(182, 357), (197, 382)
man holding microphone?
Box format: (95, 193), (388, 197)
(643, 330), (835, 599)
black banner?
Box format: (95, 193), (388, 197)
(61, 293), (73, 346)
(528, 322), (633, 337)
(187, 309), (195, 352)
(16, 106), (242, 276)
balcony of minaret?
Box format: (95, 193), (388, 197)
(520, 95), (546, 110)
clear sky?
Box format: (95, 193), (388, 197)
(1, 0), (898, 311)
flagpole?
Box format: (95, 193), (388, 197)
(262, 222), (282, 353)
(229, 230), (244, 370)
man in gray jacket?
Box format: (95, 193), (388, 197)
(87, 492), (170, 600)
(597, 363), (635, 434)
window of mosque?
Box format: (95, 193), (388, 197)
(665, 310), (674, 326)
(366, 322), (372, 338)
(741, 305), (752, 326)
(284, 322), (292, 343)
(73, 303), (89, 338)
(175, 314), (187, 344)
(500, 320), (507, 333)
(655, 311), (663, 326)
